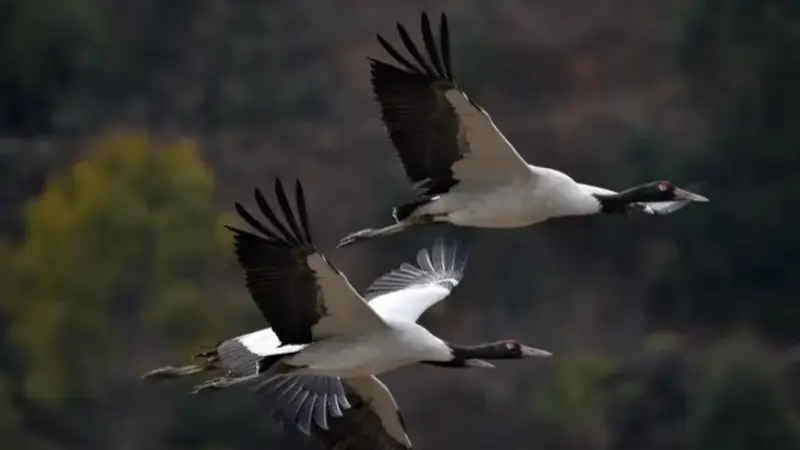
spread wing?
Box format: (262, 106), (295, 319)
(215, 328), (302, 376)
(366, 238), (466, 323)
(226, 179), (389, 345)
(371, 12), (531, 197)
(309, 376), (412, 450)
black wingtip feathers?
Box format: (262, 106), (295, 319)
(274, 178), (304, 246)
(228, 178), (314, 249)
(372, 11), (454, 81)
(439, 13), (452, 77)
(294, 179), (313, 244)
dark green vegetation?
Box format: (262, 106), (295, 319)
(1, 1), (798, 449)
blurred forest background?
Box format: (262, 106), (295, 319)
(1, 0), (799, 449)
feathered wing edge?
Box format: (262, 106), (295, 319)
(227, 178), (313, 250)
(144, 338), (353, 435)
(372, 12), (454, 81)
(365, 238), (467, 300)
(224, 178), (329, 345)
(189, 352), (352, 435)
(256, 375), (352, 436)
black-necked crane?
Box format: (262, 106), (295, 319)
(144, 179), (550, 450)
(338, 12), (708, 248)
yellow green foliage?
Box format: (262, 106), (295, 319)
(535, 354), (616, 447)
(2, 131), (232, 406)
(692, 335), (800, 450)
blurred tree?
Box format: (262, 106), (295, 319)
(0, 242), (32, 448)
(646, 0), (800, 338)
(0, 141), (75, 240)
(602, 332), (691, 450)
(0, 0), (333, 135)
(689, 336), (800, 450)
(0, 0), (119, 134)
(535, 354), (615, 450)
(1, 131), (238, 448)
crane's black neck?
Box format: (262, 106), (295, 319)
(422, 341), (519, 368)
(594, 183), (669, 214)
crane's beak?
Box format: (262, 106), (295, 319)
(674, 188), (709, 202)
(465, 359), (496, 369)
(520, 345), (552, 357)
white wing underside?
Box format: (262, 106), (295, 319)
(347, 376), (412, 448)
(364, 240), (463, 323)
(368, 284), (453, 324)
(443, 89), (533, 186)
(306, 253), (390, 339)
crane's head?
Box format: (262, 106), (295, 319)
(478, 339), (553, 359)
(423, 339), (552, 369)
(631, 181), (708, 203)
(596, 180), (708, 214)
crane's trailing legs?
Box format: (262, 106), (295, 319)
(191, 373), (262, 394)
(141, 345), (221, 380)
(337, 222), (413, 247)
